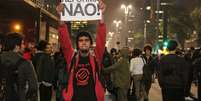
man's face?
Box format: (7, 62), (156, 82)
(19, 40), (25, 53)
(145, 49), (151, 56)
(45, 44), (52, 54)
(78, 36), (91, 51)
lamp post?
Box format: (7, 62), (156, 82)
(144, 5), (151, 45)
(113, 20), (122, 49)
(121, 4), (132, 47)
(113, 20), (122, 28)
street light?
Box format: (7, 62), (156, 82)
(113, 20), (121, 36)
(113, 20), (122, 28)
(146, 6), (151, 10)
(113, 20), (122, 49)
(146, 20), (151, 23)
(121, 4), (132, 15)
(108, 32), (115, 49)
(108, 32), (114, 37)
(121, 4), (132, 47)
(14, 24), (21, 31)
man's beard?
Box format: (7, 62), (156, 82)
(80, 49), (89, 57)
(80, 49), (88, 54)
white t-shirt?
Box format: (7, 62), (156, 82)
(130, 57), (146, 75)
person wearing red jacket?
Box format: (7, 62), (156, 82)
(56, 1), (106, 101)
(23, 48), (32, 61)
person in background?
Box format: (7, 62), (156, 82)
(102, 47), (115, 101)
(142, 45), (154, 101)
(0, 33), (38, 101)
(32, 40), (55, 101)
(130, 48), (147, 101)
(0, 33), (5, 53)
(193, 48), (201, 100)
(54, 49), (67, 101)
(23, 47), (32, 61)
(110, 48), (119, 64)
(158, 40), (190, 101)
(103, 47), (131, 101)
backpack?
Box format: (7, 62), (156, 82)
(141, 57), (153, 82)
(0, 58), (25, 101)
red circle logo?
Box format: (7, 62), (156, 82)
(76, 68), (90, 86)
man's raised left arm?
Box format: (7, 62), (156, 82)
(94, 0), (106, 64)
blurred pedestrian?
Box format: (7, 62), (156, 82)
(193, 49), (201, 100)
(110, 48), (119, 64)
(0, 32), (5, 53)
(0, 33), (38, 101)
(158, 40), (190, 101)
(142, 45), (154, 101)
(130, 48), (147, 101)
(32, 40), (55, 101)
(103, 47), (131, 101)
(23, 47), (32, 61)
(54, 49), (67, 101)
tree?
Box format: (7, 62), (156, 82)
(191, 7), (201, 45)
(132, 32), (144, 48)
(167, 2), (195, 48)
(166, 0), (201, 48)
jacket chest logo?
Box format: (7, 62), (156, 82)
(76, 64), (90, 86)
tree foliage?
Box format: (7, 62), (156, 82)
(191, 7), (201, 45)
(166, 0), (201, 47)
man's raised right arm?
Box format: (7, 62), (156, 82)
(58, 23), (74, 67)
(56, 4), (74, 68)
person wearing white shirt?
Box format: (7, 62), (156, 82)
(130, 48), (147, 101)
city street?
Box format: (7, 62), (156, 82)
(1, 0), (201, 101)
(104, 79), (198, 101)
(149, 80), (198, 101)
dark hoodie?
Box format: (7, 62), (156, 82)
(0, 51), (38, 101)
(103, 48), (131, 89)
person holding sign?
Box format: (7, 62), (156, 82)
(60, 0), (103, 21)
(56, 0), (106, 101)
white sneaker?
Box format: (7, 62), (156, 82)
(185, 96), (194, 101)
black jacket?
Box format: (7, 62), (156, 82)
(193, 57), (201, 75)
(0, 51), (38, 101)
(32, 51), (55, 84)
(158, 54), (190, 88)
(142, 55), (155, 82)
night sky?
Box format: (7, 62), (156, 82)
(104, 0), (145, 32)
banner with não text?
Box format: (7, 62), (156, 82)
(60, 0), (102, 21)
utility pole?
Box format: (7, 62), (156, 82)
(156, 0), (160, 41)
(163, 6), (168, 42)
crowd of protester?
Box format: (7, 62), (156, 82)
(1, 31), (201, 101)
(1, 1), (201, 101)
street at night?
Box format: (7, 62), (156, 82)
(0, 0), (201, 101)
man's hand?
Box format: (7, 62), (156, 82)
(98, 0), (106, 23)
(56, 3), (65, 26)
(56, 3), (64, 14)
(98, 0), (106, 14)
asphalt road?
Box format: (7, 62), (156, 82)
(149, 79), (198, 101)
(51, 79), (198, 101)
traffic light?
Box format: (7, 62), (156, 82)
(163, 40), (168, 49)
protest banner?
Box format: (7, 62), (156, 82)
(60, 0), (102, 21)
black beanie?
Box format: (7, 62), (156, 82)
(76, 31), (93, 49)
(167, 40), (178, 51)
